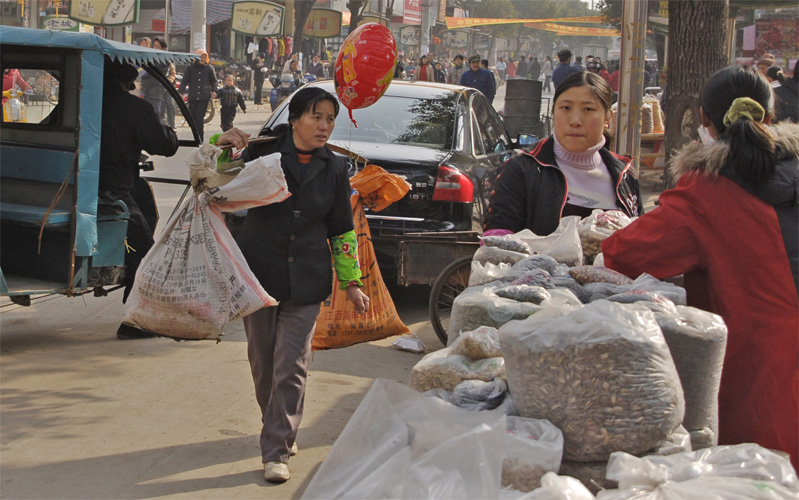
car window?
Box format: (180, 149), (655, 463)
(471, 94), (509, 154)
(470, 108), (484, 156)
(270, 91), (458, 150)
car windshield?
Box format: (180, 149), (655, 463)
(274, 92), (458, 150)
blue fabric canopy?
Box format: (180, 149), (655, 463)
(170, 0), (236, 33)
(0, 25), (199, 66)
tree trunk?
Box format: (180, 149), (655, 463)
(662, 0), (728, 189)
(347, 0), (366, 34)
(292, 0), (317, 55)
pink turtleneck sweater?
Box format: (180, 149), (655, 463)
(553, 134), (618, 214)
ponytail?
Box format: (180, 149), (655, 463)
(700, 65), (777, 189)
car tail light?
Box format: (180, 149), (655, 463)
(432, 165), (474, 203)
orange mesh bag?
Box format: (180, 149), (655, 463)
(312, 166), (411, 349)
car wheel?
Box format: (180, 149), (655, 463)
(428, 255), (472, 346)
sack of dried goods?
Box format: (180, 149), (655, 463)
(473, 245), (529, 266)
(408, 346), (506, 392)
(481, 234), (532, 254)
(578, 210), (634, 264)
(499, 301), (685, 462)
(449, 378), (508, 411)
(449, 325), (503, 359)
(513, 217), (583, 267)
(501, 417), (564, 492)
(449, 284), (541, 344)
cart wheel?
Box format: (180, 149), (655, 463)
(429, 255), (473, 346)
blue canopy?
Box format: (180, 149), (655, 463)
(0, 25), (199, 66)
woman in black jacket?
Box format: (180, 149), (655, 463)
(215, 87), (369, 484)
(484, 71), (642, 238)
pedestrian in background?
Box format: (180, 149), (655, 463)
(152, 37), (177, 128)
(602, 65), (798, 470)
(460, 54), (496, 103)
(552, 48), (582, 89)
(179, 49), (217, 140)
(541, 56), (553, 92)
(251, 52), (267, 109)
(433, 61), (447, 83)
(766, 65), (798, 123)
(496, 56), (507, 80)
(214, 87), (370, 484)
(516, 56), (529, 80)
(447, 54), (466, 84)
(414, 54), (435, 82)
(507, 58), (517, 79)
(218, 75), (246, 132)
(529, 56), (541, 81)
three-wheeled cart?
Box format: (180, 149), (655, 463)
(389, 231), (481, 346)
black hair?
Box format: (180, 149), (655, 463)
(153, 36), (167, 50)
(557, 49), (571, 62)
(766, 65), (785, 83)
(288, 87), (340, 125)
(553, 71), (613, 113)
(700, 64), (776, 189)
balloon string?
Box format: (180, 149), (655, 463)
(348, 108), (358, 128)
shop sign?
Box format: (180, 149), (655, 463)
(42, 15), (81, 31)
(230, 1), (284, 36)
(67, 0), (139, 27)
(403, 0), (421, 25)
(305, 8), (341, 38)
(399, 25), (420, 46)
(442, 29), (468, 48)
(360, 16), (390, 28)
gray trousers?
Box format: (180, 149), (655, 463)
(243, 302), (321, 464)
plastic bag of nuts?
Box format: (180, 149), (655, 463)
(449, 325), (503, 359)
(499, 301), (685, 462)
(502, 416), (564, 492)
(482, 235), (532, 254)
(578, 210), (633, 264)
(409, 346), (506, 392)
(449, 284), (542, 344)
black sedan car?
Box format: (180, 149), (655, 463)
(256, 80), (531, 279)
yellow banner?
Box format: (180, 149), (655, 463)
(230, 1), (284, 36)
(445, 16), (603, 29)
(304, 8), (342, 38)
(525, 22), (619, 36)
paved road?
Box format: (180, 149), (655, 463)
(0, 95), (442, 500)
(1, 82), (659, 499)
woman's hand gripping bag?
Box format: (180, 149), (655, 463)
(122, 153), (290, 341)
(313, 165), (412, 349)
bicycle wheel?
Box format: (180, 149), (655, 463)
(204, 100), (215, 124)
(429, 255), (473, 346)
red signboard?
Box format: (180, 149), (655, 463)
(403, 0), (421, 25)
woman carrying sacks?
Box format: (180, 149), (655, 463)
(483, 71), (642, 239)
(214, 87), (370, 483)
(602, 65), (799, 469)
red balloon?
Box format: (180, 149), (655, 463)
(334, 23), (397, 125)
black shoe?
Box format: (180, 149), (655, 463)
(116, 323), (157, 340)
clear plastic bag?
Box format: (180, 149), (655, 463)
(409, 346), (506, 392)
(503, 417), (564, 492)
(578, 210), (633, 264)
(449, 326), (503, 359)
(496, 285), (551, 304)
(499, 301), (685, 461)
(469, 262), (522, 287)
(511, 254), (560, 275)
(450, 378), (508, 411)
(474, 245), (530, 266)
(596, 444), (799, 500)
(514, 217), (583, 267)
(482, 234), (532, 254)
(449, 284), (541, 344)
(301, 379), (506, 500)
(519, 472), (596, 500)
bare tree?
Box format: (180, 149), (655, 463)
(292, 0), (317, 51)
(347, 0), (368, 34)
(662, 0), (728, 188)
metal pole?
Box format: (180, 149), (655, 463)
(165, 0), (170, 47)
(420, 0), (432, 56)
(190, 0), (207, 52)
(614, 0), (648, 173)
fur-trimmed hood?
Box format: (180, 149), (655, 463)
(670, 121), (799, 182)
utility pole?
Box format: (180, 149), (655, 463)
(165, 0), (170, 48)
(420, 0), (432, 56)
(614, 0), (648, 173)
(190, 0), (207, 52)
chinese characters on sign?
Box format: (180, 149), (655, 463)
(68, 0), (139, 27)
(230, 1), (284, 36)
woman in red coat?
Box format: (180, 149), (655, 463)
(602, 65), (798, 469)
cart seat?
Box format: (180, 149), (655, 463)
(0, 202), (71, 226)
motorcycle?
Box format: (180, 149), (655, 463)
(269, 73), (316, 111)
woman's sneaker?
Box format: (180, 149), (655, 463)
(264, 461), (290, 482)
(290, 442), (298, 456)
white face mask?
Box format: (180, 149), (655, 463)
(698, 125), (716, 145)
